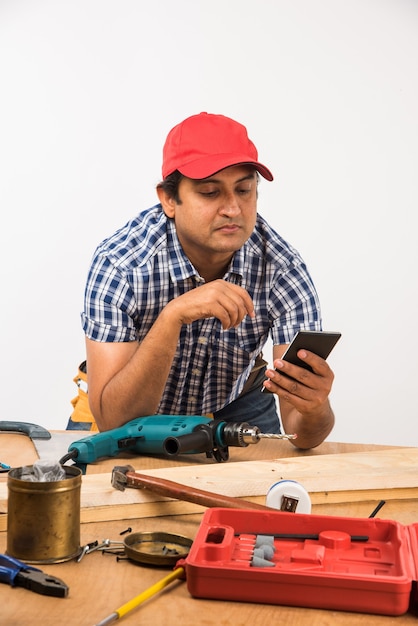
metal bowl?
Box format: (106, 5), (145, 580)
(123, 531), (193, 566)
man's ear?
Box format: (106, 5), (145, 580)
(156, 186), (176, 218)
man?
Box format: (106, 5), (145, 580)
(81, 112), (335, 448)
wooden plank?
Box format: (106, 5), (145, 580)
(129, 447), (418, 494)
(1, 448), (417, 531)
(75, 447), (418, 519)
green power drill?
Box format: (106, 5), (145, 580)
(60, 414), (295, 472)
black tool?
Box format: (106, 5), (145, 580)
(0, 553), (68, 597)
(369, 500), (386, 518)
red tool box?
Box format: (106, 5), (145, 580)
(180, 508), (418, 616)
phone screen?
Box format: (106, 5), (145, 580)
(280, 330), (341, 372)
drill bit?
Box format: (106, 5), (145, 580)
(258, 432), (297, 440)
(233, 424), (297, 446)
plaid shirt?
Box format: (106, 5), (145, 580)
(82, 204), (322, 415)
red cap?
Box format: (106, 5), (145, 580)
(162, 112), (273, 181)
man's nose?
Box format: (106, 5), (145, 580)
(221, 192), (240, 214)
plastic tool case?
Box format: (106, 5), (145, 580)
(180, 508), (418, 616)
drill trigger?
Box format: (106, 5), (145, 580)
(117, 436), (144, 450)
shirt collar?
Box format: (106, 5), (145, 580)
(166, 219), (199, 282)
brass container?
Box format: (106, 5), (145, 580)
(7, 465), (82, 563)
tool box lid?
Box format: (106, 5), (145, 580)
(180, 508), (418, 616)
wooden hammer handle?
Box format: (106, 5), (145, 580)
(125, 471), (272, 511)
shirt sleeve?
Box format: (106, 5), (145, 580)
(81, 253), (138, 342)
(269, 258), (323, 345)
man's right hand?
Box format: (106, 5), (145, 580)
(166, 279), (255, 329)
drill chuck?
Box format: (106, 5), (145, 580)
(221, 422), (261, 447)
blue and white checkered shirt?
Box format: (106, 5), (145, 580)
(81, 204), (322, 415)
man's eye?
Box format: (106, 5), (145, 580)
(200, 190), (218, 197)
(237, 187), (252, 195)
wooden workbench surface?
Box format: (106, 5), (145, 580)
(0, 432), (417, 625)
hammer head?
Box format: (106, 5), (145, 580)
(111, 464), (135, 491)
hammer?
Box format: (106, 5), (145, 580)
(111, 465), (273, 511)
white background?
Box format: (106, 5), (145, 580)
(1, 0), (417, 446)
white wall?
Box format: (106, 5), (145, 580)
(1, 0), (417, 445)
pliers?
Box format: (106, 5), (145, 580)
(0, 553), (69, 597)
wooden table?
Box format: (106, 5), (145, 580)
(0, 432), (417, 625)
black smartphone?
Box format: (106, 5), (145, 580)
(279, 330), (341, 373)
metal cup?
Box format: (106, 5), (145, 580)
(7, 465), (82, 563)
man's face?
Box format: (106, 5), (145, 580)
(160, 165), (258, 268)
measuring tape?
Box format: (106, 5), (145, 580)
(265, 479), (312, 514)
